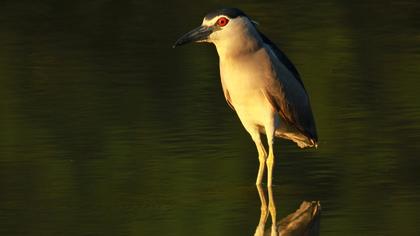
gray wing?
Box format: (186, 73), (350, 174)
(259, 32), (318, 143)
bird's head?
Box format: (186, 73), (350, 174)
(173, 8), (261, 54)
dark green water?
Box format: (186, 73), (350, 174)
(1, 1), (420, 235)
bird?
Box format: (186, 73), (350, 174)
(173, 8), (318, 186)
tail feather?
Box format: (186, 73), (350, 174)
(275, 130), (318, 148)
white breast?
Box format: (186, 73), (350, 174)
(219, 49), (277, 128)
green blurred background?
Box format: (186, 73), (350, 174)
(0, 0), (419, 235)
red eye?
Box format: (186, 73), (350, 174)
(216, 17), (229, 27)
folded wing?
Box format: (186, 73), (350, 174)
(259, 32), (318, 145)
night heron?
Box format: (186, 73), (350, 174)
(173, 8), (318, 186)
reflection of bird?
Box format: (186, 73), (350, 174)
(274, 201), (321, 236)
(254, 185), (321, 236)
(174, 8), (318, 186)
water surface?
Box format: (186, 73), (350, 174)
(1, 0), (420, 235)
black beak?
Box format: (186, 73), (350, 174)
(173, 25), (213, 48)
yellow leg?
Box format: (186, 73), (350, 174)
(266, 138), (275, 187)
(255, 142), (267, 186)
(254, 185), (269, 236)
(267, 186), (278, 236)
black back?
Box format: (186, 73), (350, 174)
(257, 31), (307, 92)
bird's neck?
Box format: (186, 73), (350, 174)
(214, 32), (263, 59)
